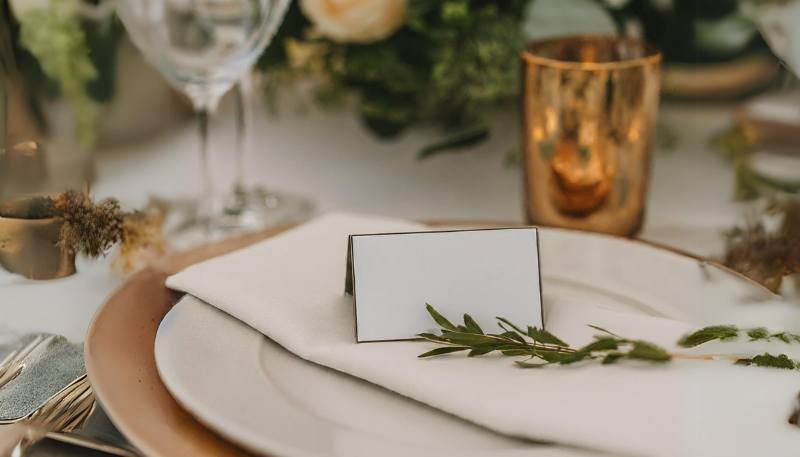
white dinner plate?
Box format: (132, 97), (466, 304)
(154, 227), (786, 457)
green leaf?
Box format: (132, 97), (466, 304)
(500, 331), (526, 344)
(515, 360), (549, 368)
(501, 349), (533, 357)
(496, 317), (527, 336)
(557, 351), (593, 365)
(527, 327), (569, 347)
(418, 333), (447, 343)
(417, 126), (489, 159)
(737, 353), (798, 369)
(747, 327), (769, 340)
(587, 325), (622, 338)
(580, 337), (619, 353)
(678, 325), (739, 348)
(748, 353), (797, 369)
(442, 332), (497, 346)
(627, 341), (671, 362)
(772, 333), (792, 344)
(463, 314), (483, 334)
(425, 303), (457, 331)
(602, 352), (624, 365)
(418, 347), (469, 358)
(535, 350), (576, 363)
(468, 346), (495, 357)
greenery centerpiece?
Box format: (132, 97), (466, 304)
(3, 0), (783, 156)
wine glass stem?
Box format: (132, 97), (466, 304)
(196, 106), (215, 232)
(234, 74), (254, 193)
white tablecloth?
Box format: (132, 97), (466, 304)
(0, 98), (761, 343)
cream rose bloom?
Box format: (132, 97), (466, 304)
(300, 0), (407, 43)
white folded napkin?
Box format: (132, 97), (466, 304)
(167, 213), (800, 457)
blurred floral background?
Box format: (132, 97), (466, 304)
(3, 0), (798, 155)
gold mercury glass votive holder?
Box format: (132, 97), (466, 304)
(521, 36), (661, 236)
(0, 194), (76, 280)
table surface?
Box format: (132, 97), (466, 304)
(1, 98), (752, 343)
(0, 94), (786, 456)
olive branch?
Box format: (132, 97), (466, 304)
(418, 304), (800, 370)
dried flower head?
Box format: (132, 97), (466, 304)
(51, 190), (124, 258)
(113, 202), (167, 274)
(724, 199), (800, 292)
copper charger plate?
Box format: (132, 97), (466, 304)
(85, 226), (297, 457)
(84, 221), (510, 457)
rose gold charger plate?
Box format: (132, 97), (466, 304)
(85, 221), (511, 457)
(85, 226), (296, 457)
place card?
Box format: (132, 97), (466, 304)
(345, 227), (543, 342)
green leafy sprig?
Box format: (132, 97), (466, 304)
(678, 325), (800, 347)
(418, 305), (800, 370)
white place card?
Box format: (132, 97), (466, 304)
(345, 228), (543, 342)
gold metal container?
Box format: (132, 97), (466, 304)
(521, 36), (661, 236)
(0, 195), (76, 280)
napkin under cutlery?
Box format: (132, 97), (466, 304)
(0, 334), (84, 422)
(167, 213), (800, 457)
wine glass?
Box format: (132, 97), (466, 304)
(115, 0), (290, 236)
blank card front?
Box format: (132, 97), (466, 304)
(348, 228), (543, 342)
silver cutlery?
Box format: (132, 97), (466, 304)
(0, 335), (55, 389)
(0, 374), (95, 456)
(0, 336), (140, 457)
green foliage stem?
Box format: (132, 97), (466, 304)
(419, 305), (800, 372)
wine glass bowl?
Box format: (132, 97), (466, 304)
(118, 0), (281, 108)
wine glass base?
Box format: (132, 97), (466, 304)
(162, 188), (315, 249)
(220, 185), (315, 231)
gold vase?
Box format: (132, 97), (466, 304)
(521, 36), (661, 236)
(0, 195), (76, 280)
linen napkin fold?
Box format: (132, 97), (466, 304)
(167, 213), (800, 457)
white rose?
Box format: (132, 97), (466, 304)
(299, 0), (407, 43)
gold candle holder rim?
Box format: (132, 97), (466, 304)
(521, 35), (661, 71)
